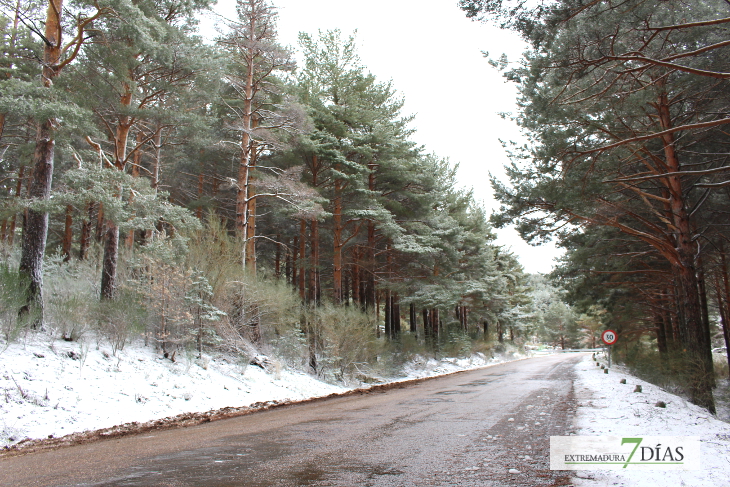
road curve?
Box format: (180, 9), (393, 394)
(0, 353), (583, 487)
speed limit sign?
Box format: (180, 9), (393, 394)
(602, 329), (618, 346)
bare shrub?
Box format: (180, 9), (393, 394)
(95, 288), (148, 356)
(0, 261), (36, 343)
(307, 304), (378, 382)
(133, 246), (193, 357)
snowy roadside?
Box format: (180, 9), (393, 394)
(572, 354), (730, 487)
(0, 336), (347, 448)
(0, 334), (524, 449)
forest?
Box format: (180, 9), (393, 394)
(0, 0), (556, 383)
(461, 0), (730, 413)
(2, 0), (729, 414)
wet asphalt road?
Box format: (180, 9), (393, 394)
(0, 353), (582, 487)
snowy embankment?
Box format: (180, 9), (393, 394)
(0, 337), (346, 447)
(0, 334), (515, 448)
(573, 354), (730, 487)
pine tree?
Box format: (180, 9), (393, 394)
(469, 0), (730, 411)
(10, 0), (109, 322)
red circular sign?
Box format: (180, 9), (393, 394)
(602, 329), (618, 346)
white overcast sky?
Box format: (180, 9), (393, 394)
(202, 0), (563, 274)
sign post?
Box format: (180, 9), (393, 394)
(601, 329), (618, 367)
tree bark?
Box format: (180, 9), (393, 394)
(352, 246), (361, 307)
(285, 238), (292, 284)
(245, 139), (258, 272)
(61, 204), (73, 262)
(410, 302), (417, 333)
(392, 294), (400, 337)
(125, 131), (144, 249)
(384, 290), (391, 338)
(235, 9), (257, 274)
(719, 247), (730, 379)
(299, 219), (307, 301)
(292, 236), (298, 286)
(365, 220), (376, 310)
(332, 177), (344, 304)
(100, 224), (119, 300)
(100, 79), (132, 300)
(19, 0), (64, 323)
(655, 85), (714, 412)
(79, 202), (92, 260)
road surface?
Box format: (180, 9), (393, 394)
(0, 353), (583, 486)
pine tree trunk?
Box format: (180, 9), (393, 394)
(366, 220), (376, 310)
(292, 236), (298, 286)
(656, 86), (715, 413)
(19, 0), (64, 323)
(100, 80), (132, 300)
(713, 274), (730, 378)
(392, 295), (400, 337)
(235, 16), (257, 274)
(61, 204), (73, 262)
(409, 302), (417, 333)
(299, 219), (307, 301)
(125, 131), (144, 249)
(431, 308), (439, 339)
(343, 268), (350, 305)
(100, 224), (119, 300)
(196, 172), (204, 220)
(697, 257), (715, 388)
(245, 140), (258, 272)
(352, 246), (361, 306)
(332, 178), (343, 304)
(19, 119), (54, 324)
(78, 202), (93, 260)
(719, 247), (730, 379)
(384, 290), (391, 338)
(376, 291), (380, 338)
(95, 202), (105, 242)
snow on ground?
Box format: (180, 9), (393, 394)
(0, 333), (526, 448)
(400, 351), (522, 379)
(572, 353), (730, 487)
(0, 335), (346, 447)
